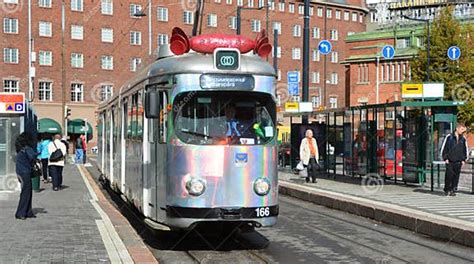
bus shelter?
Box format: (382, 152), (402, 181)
(285, 100), (463, 191)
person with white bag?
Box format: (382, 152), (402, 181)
(299, 129), (320, 183)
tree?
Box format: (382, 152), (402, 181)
(410, 6), (474, 128)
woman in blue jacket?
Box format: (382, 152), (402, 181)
(15, 132), (36, 220)
(37, 135), (52, 183)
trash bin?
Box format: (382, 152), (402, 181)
(32, 175), (40, 192)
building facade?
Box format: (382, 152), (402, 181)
(1, 0), (367, 145)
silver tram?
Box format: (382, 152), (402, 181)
(97, 30), (278, 230)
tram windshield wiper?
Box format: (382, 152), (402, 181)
(180, 129), (214, 139)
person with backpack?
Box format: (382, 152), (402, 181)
(48, 134), (67, 191)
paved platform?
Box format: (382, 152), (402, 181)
(279, 171), (474, 248)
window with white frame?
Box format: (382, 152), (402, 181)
(183, 10), (194, 24)
(101, 56), (113, 70)
(157, 7), (168, 21)
(3, 48), (19, 63)
(330, 72), (338, 84)
(292, 48), (301, 60)
(335, 10), (341, 20)
(330, 29), (338, 41)
(130, 31), (141, 45)
(71, 53), (83, 68)
(226, 0), (232, 4)
(352, 12), (357, 21)
(317, 7), (323, 17)
(130, 4), (142, 16)
(130, 57), (141, 72)
(39, 21), (52, 37)
(311, 72), (320, 84)
(71, 0), (83, 11)
(248, 0), (254, 8)
(309, 6), (313, 16)
(289, 3), (294, 13)
(312, 27), (320, 39)
(329, 96), (337, 108)
(358, 63), (368, 83)
(237, 0), (243, 6)
(71, 83), (83, 102)
(344, 11), (349, 21)
(326, 8), (332, 18)
(215, 0), (221, 3)
(101, 0), (113, 15)
(312, 96), (320, 107)
(228, 16), (237, 30)
(3, 80), (19, 93)
(277, 69), (281, 81)
(207, 14), (217, 27)
(272, 46), (281, 58)
(251, 19), (261, 32)
(292, 25), (301, 37)
(39, 0), (52, 8)
(258, 0), (264, 8)
(331, 51), (338, 63)
(100, 85), (113, 101)
(298, 4), (304, 14)
(38, 81), (52, 101)
(157, 34), (169, 46)
(269, 0), (275, 10)
(3, 18), (18, 34)
(359, 13), (364, 23)
(71, 25), (83, 40)
(312, 49), (320, 62)
(101, 28), (113, 43)
(278, 1), (284, 11)
(39, 50), (52, 66)
(273, 22), (281, 35)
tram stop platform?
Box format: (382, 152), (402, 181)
(0, 160), (157, 263)
(279, 171), (474, 248)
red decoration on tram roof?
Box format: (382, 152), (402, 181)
(169, 27), (272, 58)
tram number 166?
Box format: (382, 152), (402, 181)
(255, 207), (270, 218)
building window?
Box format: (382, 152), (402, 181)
(330, 72), (338, 84)
(39, 50), (52, 66)
(272, 46), (281, 58)
(226, 0), (232, 4)
(292, 48), (301, 60)
(312, 27), (320, 39)
(228, 16), (237, 30)
(312, 96), (320, 108)
(207, 13), (217, 27)
(71, 53), (83, 68)
(326, 8), (332, 18)
(101, 0), (113, 15)
(298, 4), (304, 14)
(71, 83), (83, 102)
(358, 63), (369, 83)
(71, 25), (83, 40)
(130, 4), (142, 16)
(39, 0), (52, 8)
(157, 7), (169, 22)
(3, 80), (19, 93)
(130, 31), (141, 45)
(312, 49), (320, 62)
(309, 6), (313, 16)
(329, 96), (337, 108)
(352, 12), (357, 22)
(258, 0), (264, 8)
(3, 18), (18, 34)
(311, 72), (320, 84)
(215, 0), (221, 3)
(278, 1), (284, 11)
(38, 81), (52, 101)
(157, 34), (169, 46)
(317, 7), (323, 17)
(292, 25), (301, 37)
(101, 28), (113, 43)
(396, 38), (410, 49)
(237, 0), (243, 6)
(335, 10), (341, 20)
(101, 56), (113, 70)
(269, 0), (275, 10)
(330, 29), (338, 41)
(289, 3), (294, 13)
(248, 0), (254, 8)
(71, 0), (83, 11)
(277, 69), (281, 81)
(331, 51), (338, 63)
(3, 48), (19, 63)
(359, 13), (364, 23)
(251, 19), (261, 32)
(100, 85), (113, 101)
(272, 22), (281, 35)
(183, 10), (194, 25)
(344, 11), (349, 21)
(39, 21), (52, 37)
(130, 57), (141, 72)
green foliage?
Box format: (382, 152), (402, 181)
(410, 7), (474, 128)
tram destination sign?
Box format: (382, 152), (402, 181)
(200, 74), (254, 90)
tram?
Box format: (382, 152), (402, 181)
(97, 28), (278, 230)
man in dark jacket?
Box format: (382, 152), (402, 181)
(440, 123), (469, 196)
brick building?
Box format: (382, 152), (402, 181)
(1, 0), (367, 146)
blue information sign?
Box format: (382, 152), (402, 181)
(287, 71), (299, 96)
(382, 45), (395, 59)
(318, 40), (332, 55)
(447, 46), (461, 61)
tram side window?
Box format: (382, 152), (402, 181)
(137, 91), (143, 140)
(127, 96), (135, 139)
(159, 91), (168, 144)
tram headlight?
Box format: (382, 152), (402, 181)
(254, 178), (271, 196)
(186, 178), (206, 196)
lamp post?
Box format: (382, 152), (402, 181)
(133, 0), (152, 55)
(403, 15), (431, 81)
(302, 0), (310, 124)
(236, 5), (269, 35)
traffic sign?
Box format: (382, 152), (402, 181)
(287, 71), (299, 95)
(0, 93), (25, 114)
(318, 40), (332, 55)
(285, 102), (299, 112)
(382, 45), (395, 59)
(401, 83), (423, 98)
(447, 46), (461, 61)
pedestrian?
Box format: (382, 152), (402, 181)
(75, 135), (83, 164)
(81, 134), (87, 164)
(37, 135), (52, 183)
(440, 123), (469, 196)
(14, 132), (36, 220)
(60, 136), (69, 162)
(48, 134), (67, 191)
(299, 129), (320, 183)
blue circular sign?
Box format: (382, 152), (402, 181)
(318, 40), (332, 55)
(447, 46), (461, 61)
(382, 45), (395, 59)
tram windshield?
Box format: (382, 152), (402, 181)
(174, 91), (276, 145)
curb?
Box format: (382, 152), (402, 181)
(279, 181), (474, 248)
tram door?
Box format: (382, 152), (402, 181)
(402, 110), (429, 183)
(0, 119), (7, 177)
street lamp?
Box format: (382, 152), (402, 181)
(236, 5), (269, 35)
(133, 1), (152, 56)
(402, 14), (431, 81)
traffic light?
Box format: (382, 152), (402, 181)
(65, 106), (71, 118)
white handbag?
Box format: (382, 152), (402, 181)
(296, 161), (304, 171)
